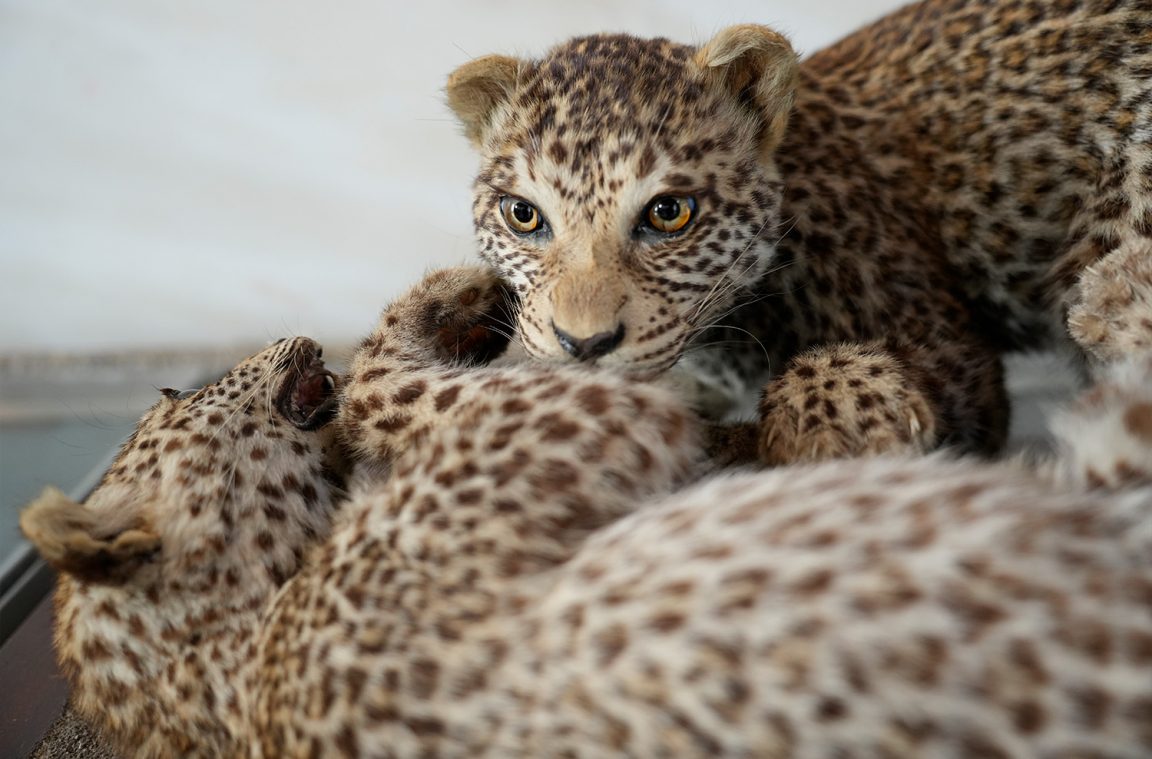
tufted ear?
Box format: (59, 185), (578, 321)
(445, 54), (521, 148)
(20, 486), (160, 584)
(695, 25), (798, 154)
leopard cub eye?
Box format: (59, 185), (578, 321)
(642, 195), (696, 234)
(499, 197), (544, 234)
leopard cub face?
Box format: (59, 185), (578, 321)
(447, 27), (798, 377)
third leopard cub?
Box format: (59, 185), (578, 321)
(445, 0), (1152, 466)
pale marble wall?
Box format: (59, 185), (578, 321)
(0, 0), (905, 354)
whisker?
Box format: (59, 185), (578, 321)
(686, 213), (799, 329)
(687, 213), (788, 326)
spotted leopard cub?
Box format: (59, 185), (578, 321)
(446, 0), (1152, 466)
(20, 337), (345, 758)
(269, 270), (1151, 758)
(267, 320), (1152, 757)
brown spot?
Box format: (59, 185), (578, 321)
(407, 716), (446, 737)
(575, 385), (611, 415)
(658, 579), (696, 597)
(957, 729), (1010, 759)
(1057, 618), (1113, 664)
(359, 366), (391, 383)
(374, 414), (412, 433)
(596, 623), (629, 666)
(636, 144), (656, 178)
(548, 139), (568, 165)
(335, 724), (358, 758)
(648, 611), (686, 633)
(456, 487), (484, 505)
(790, 568), (834, 595)
(541, 417), (581, 442)
(410, 658), (440, 699)
(693, 544), (734, 560)
(943, 583), (1006, 636)
(528, 458), (580, 492)
(1007, 638), (1049, 685)
(1011, 700), (1046, 734)
(816, 696), (848, 721)
(81, 637), (113, 661)
(393, 382), (426, 405)
(502, 397), (532, 415)
(1127, 629), (1152, 665)
(257, 481), (283, 499)
(1123, 402), (1152, 442)
(493, 498), (522, 513)
(1068, 685), (1112, 729)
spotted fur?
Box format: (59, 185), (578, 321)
(20, 338), (346, 758)
(446, 0), (1152, 466)
(24, 268), (1152, 757)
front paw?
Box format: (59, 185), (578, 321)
(757, 346), (937, 466)
(380, 266), (516, 365)
(1067, 240), (1152, 365)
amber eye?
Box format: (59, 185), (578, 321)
(500, 197), (544, 234)
(643, 195), (696, 234)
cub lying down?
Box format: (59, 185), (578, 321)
(23, 268), (1152, 757)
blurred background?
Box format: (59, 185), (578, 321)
(0, 0), (1077, 560)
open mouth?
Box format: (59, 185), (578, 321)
(276, 342), (340, 430)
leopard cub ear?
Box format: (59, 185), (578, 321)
(445, 54), (521, 148)
(20, 486), (160, 585)
(695, 25), (798, 154)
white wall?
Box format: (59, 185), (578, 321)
(0, 0), (906, 354)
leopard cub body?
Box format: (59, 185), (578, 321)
(446, 0), (1152, 465)
(23, 268), (1152, 757)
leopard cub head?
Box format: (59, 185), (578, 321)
(21, 336), (344, 590)
(447, 26), (797, 378)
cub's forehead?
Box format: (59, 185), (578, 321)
(508, 34), (710, 138)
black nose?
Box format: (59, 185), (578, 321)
(552, 322), (625, 362)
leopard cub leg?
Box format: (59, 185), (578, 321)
(341, 266), (514, 464)
(758, 343), (937, 466)
(369, 265), (515, 366)
(1067, 239), (1152, 366)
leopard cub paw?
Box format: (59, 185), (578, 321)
(1067, 240), (1152, 365)
(758, 345), (936, 466)
(378, 266), (516, 365)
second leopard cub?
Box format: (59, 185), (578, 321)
(446, 0), (1152, 465)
